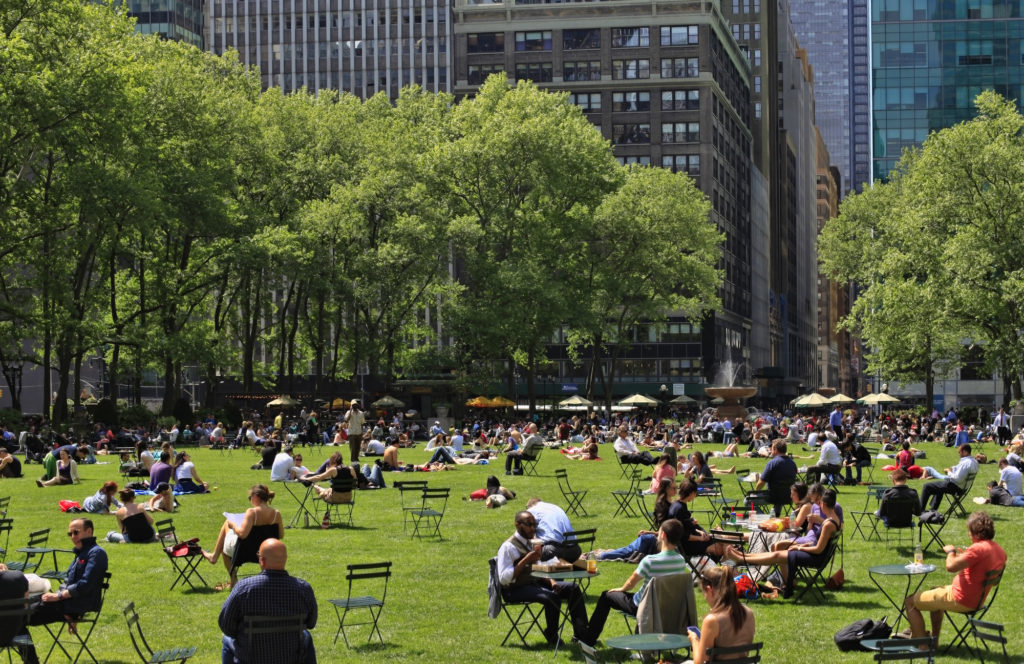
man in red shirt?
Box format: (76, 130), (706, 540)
(903, 511), (1006, 643)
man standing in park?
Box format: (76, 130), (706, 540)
(829, 404), (844, 437)
(993, 407), (1011, 446)
(495, 511), (588, 646)
(344, 400), (365, 464)
(219, 538), (318, 664)
(19, 518), (108, 664)
(505, 423), (543, 475)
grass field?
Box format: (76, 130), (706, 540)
(1, 439), (1019, 663)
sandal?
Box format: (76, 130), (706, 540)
(214, 582), (232, 592)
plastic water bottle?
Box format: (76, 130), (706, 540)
(914, 544), (923, 566)
(730, 511), (737, 524)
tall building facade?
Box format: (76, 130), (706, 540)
(453, 0), (756, 394)
(872, 0), (1024, 180)
(788, 0), (871, 194)
(205, 0), (453, 97)
(123, 0), (205, 47)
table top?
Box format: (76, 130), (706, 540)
(606, 632), (689, 652)
(869, 563), (937, 576)
(532, 568), (597, 581)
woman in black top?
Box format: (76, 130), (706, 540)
(107, 489), (155, 543)
(669, 480), (729, 559)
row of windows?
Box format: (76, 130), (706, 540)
(566, 90), (700, 114)
(613, 155), (700, 177)
(874, 39), (1024, 68)
(212, 9), (446, 33)
(501, 26), (700, 52)
(873, 0), (1024, 22)
(730, 23), (761, 41)
(612, 122), (701, 144)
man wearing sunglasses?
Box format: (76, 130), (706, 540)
(18, 518), (107, 664)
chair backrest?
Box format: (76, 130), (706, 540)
(0, 517), (12, 551)
(122, 601), (155, 661)
(345, 561), (392, 602)
(872, 636), (936, 661)
(968, 618), (1007, 660)
(330, 474), (357, 494)
(394, 481), (428, 507)
(155, 518), (179, 546)
(231, 524), (281, 571)
(974, 566), (1004, 611)
(882, 495), (919, 529)
(421, 487), (450, 509)
(555, 468), (570, 488)
(636, 571), (696, 635)
(565, 528), (596, 550)
(25, 528), (49, 548)
(0, 496), (9, 517)
(627, 468), (646, 490)
(705, 641), (763, 663)
(241, 613), (307, 664)
(0, 595), (34, 647)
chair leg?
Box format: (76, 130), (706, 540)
(501, 603), (543, 646)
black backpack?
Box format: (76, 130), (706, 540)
(834, 617), (892, 651)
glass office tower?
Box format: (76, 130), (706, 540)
(872, 0), (1024, 180)
(126, 0), (204, 48)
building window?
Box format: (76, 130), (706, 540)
(515, 31), (551, 51)
(661, 57), (699, 78)
(563, 28), (600, 50)
(467, 33), (505, 53)
(612, 59), (650, 79)
(612, 123), (651, 144)
(751, 49), (761, 66)
(661, 89), (699, 110)
(515, 62), (553, 82)
(956, 40), (993, 66)
(754, 76), (761, 93)
(468, 64), (504, 84)
(563, 60), (601, 81)
(618, 156), (652, 166)
(662, 154), (700, 175)
(662, 122), (699, 143)
(660, 25), (699, 46)
(754, 101), (761, 118)
(612, 91), (650, 112)
(568, 92), (601, 111)
(611, 27), (649, 48)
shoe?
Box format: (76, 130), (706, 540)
(781, 584), (794, 599)
(543, 627), (560, 646)
(505, 471), (511, 476)
(35, 479), (43, 488)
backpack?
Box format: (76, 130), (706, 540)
(834, 617), (892, 651)
(919, 510), (946, 524)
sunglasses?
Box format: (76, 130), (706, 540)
(67, 529), (81, 537)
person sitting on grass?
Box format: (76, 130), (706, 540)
(202, 484), (284, 591)
(581, 518), (694, 647)
(146, 482), (174, 512)
(82, 481), (121, 514)
(173, 451), (209, 493)
(903, 511), (1005, 646)
(106, 488), (156, 543)
(723, 488), (842, 599)
(36, 448), (79, 487)
(0, 447), (21, 478)
(682, 566), (756, 664)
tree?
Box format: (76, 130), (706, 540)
(435, 75), (622, 413)
(568, 166), (722, 412)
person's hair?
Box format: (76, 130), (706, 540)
(790, 481), (809, 502)
(808, 482), (825, 500)
(249, 484), (275, 503)
(678, 479), (698, 499)
(772, 440), (787, 455)
(891, 468), (909, 482)
(966, 511), (995, 540)
(902, 441), (910, 451)
(329, 452), (343, 466)
(659, 518), (683, 547)
(514, 511), (535, 526)
(997, 458), (1008, 468)
(701, 566), (746, 631)
(654, 478), (674, 508)
(658, 447), (677, 468)
(159, 451), (170, 462)
(691, 450), (706, 467)
(173, 451), (187, 470)
(101, 481), (118, 495)
(118, 488), (135, 502)
(73, 518), (95, 533)
(821, 488), (838, 509)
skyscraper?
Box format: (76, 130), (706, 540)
(871, 0), (1024, 181)
(125, 0), (205, 48)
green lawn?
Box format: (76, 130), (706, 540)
(2, 440), (1018, 663)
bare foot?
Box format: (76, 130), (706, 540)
(722, 466), (736, 474)
(202, 550), (218, 565)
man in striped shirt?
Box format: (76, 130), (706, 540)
(581, 519), (688, 645)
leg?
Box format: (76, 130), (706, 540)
(597, 534), (655, 560)
(553, 581), (589, 641)
(348, 437), (360, 464)
(583, 590), (635, 645)
(1010, 495), (1024, 507)
(301, 630), (317, 664)
(222, 635), (239, 664)
(204, 521), (232, 564)
(904, 593), (927, 638)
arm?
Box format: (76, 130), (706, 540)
(70, 460), (80, 484)
(63, 546), (108, 599)
(275, 510), (284, 539)
(793, 520), (837, 555)
(688, 612), (721, 664)
(608, 570), (643, 594)
(234, 508), (258, 539)
(497, 540), (543, 586)
(191, 465), (204, 485)
(942, 545), (974, 573)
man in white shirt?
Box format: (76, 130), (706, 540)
(920, 444), (979, 511)
(998, 458), (1022, 497)
(613, 426), (655, 465)
(270, 446), (296, 482)
(494, 511), (588, 645)
(806, 432), (842, 483)
(450, 430), (465, 452)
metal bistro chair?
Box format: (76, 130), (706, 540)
(488, 557), (543, 647)
(863, 636), (937, 663)
(394, 480), (428, 534)
(408, 487), (450, 539)
(554, 469), (588, 518)
(705, 641), (763, 663)
(943, 566), (1004, 655)
(611, 468), (645, 519)
(0, 518), (11, 563)
(123, 602), (196, 664)
(40, 571), (111, 664)
(329, 561), (392, 647)
(0, 595), (36, 663)
(155, 519), (207, 591)
(967, 618), (1009, 664)
(240, 614), (309, 664)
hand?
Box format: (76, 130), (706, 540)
(687, 629), (699, 642)
(41, 592), (61, 603)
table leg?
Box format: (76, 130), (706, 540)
(870, 572), (930, 634)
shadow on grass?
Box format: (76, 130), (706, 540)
(343, 641), (401, 655)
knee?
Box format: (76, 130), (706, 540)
(904, 594), (917, 612)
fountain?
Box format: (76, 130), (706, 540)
(704, 360), (758, 421)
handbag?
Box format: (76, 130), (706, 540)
(825, 567), (846, 590)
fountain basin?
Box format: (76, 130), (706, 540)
(705, 386), (758, 421)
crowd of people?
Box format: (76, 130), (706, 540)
(0, 399), (1017, 662)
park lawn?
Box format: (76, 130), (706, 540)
(1, 439), (1019, 663)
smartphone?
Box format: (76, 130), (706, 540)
(687, 626), (701, 639)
